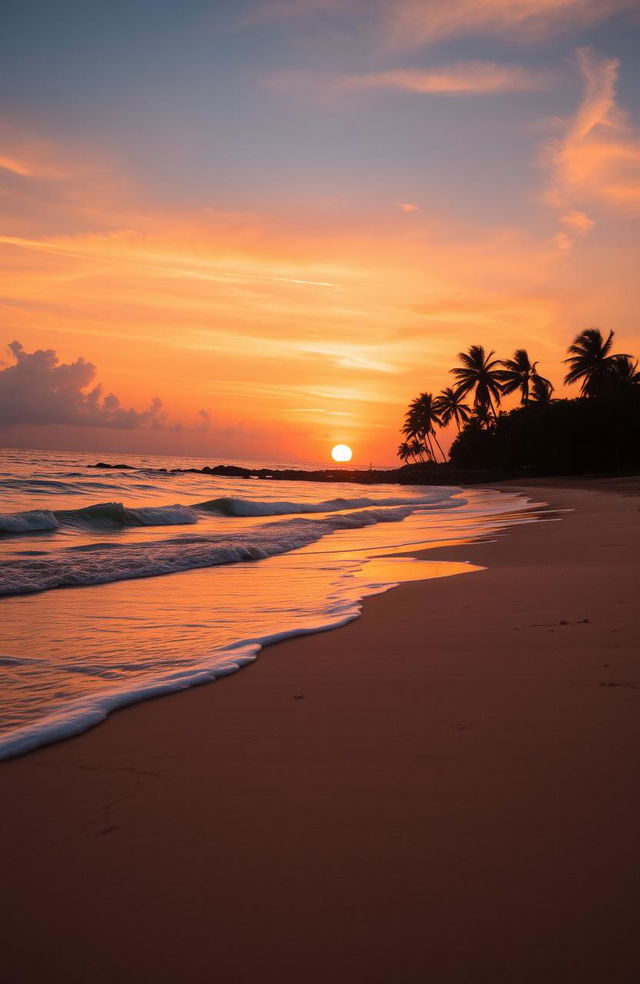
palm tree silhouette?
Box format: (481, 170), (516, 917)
(397, 441), (413, 464)
(450, 345), (504, 421)
(500, 349), (554, 406)
(409, 439), (426, 461)
(610, 354), (640, 387)
(433, 387), (472, 431)
(529, 374), (554, 403)
(402, 392), (445, 462)
(564, 329), (631, 397)
(397, 440), (426, 463)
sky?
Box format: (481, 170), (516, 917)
(1, 0), (639, 465)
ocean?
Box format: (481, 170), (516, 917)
(0, 447), (540, 759)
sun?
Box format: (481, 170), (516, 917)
(331, 444), (353, 463)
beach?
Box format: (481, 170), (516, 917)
(1, 479), (639, 983)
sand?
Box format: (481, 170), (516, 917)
(1, 480), (639, 984)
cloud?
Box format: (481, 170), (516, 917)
(550, 230), (574, 251)
(561, 209), (595, 233)
(338, 63), (551, 95)
(550, 209), (595, 250)
(0, 341), (166, 429)
(270, 62), (551, 101)
(245, 0), (635, 48)
(396, 202), (419, 212)
(544, 49), (640, 249)
(0, 155), (34, 177)
(545, 48), (640, 213)
(379, 0), (635, 49)
(0, 126), (129, 240)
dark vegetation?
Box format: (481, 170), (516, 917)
(400, 329), (640, 476)
(91, 329), (639, 485)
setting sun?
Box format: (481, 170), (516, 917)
(331, 444), (353, 463)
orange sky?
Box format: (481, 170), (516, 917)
(1, 2), (639, 465)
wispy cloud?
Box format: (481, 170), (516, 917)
(549, 208), (595, 251)
(338, 62), (551, 95)
(269, 61), (552, 102)
(561, 209), (595, 233)
(379, 0), (636, 49)
(245, 0), (635, 48)
(544, 47), (640, 247)
(0, 155), (34, 177)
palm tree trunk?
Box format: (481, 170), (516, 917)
(431, 429), (447, 462)
(424, 434), (435, 462)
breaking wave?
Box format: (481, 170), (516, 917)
(0, 489), (459, 536)
(0, 504), (436, 596)
(196, 491), (453, 517)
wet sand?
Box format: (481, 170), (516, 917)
(1, 481), (639, 983)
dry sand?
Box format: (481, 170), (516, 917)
(1, 480), (639, 984)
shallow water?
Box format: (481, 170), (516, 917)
(0, 447), (542, 758)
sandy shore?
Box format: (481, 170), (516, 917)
(1, 480), (639, 983)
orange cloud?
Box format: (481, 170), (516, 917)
(561, 209), (595, 233)
(545, 48), (640, 216)
(550, 230), (574, 251)
(338, 63), (551, 95)
(1, 121), (639, 463)
(270, 62), (552, 101)
(379, 0), (636, 49)
(246, 0), (636, 48)
(0, 155), (34, 177)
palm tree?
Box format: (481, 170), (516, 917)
(564, 328), (631, 397)
(433, 387), (472, 431)
(530, 374), (554, 403)
(397, 441), (413, 464)
(610, 354), (640, 387)
(450, 345), (504, 422)
(500, 349), (554, 406)
(402, 392), (444, 462)
(409, 439), (427, 462)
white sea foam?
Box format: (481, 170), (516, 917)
(0, 447), (545, 762)
(0, 645), (261, 760)
(0, 504), (434, 595)
(57, 501), (199, 529)
(0, 490), (455, 536)
(0, 579), (392, 760)
(198, 491), (455, 517)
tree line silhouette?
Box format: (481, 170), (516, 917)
(399, 329), (640, 475)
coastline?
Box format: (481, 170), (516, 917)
(1, 480), (639, 983)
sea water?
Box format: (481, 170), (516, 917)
(0, 447), (541, 759)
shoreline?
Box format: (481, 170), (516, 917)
(89, 458), (640, 487)
(1, 479), (639, 982)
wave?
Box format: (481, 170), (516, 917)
(0, 644), (262, 760)
(0, 510), (60, 534)
(56, 502), (199, 529)
(197, 491), (453, 517)
(0, 501), (199, 536)
(0, 560), (408, 758)
(0, 489), (458, 537)
(0, 477), (118, 493)
(0, 503), (448, 596)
